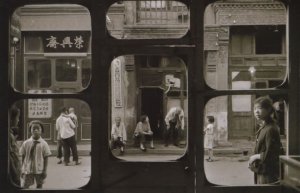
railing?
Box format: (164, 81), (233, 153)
(280, 155), (300, 191)
(136, 1), (189, 25)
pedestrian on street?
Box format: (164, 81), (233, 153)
(248, 96), (282, 184)
(56, 107), (81, 166)
(20, 120), (51, 189)
(56, 118), (64, 164)
(9, 106), (22, 187)
(204, 116), (214, 162)
(68, 107), (78, 128)
(134, 115), (154, 151)
(111, 116), (127, 155)
(164, 107), (185, 146)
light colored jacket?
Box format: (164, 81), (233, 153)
(111, 123), (127, 141)
(56, 114), (76, 139)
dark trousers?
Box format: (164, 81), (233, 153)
(164, 121), (179, 146)
(62, 135), (79, 163)
(57, 139), (63, 159)
(111, 137), (125, 149)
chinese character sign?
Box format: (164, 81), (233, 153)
(42, 31), (90, 53)
(113, 59), (123, 108)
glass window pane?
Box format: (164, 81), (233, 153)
(204, 95), (287, 185)
(10, 4), (91, 93)
(28, 60), (51, 89)
(82, 59), (91, 88)
(204, 0), (287, 90)
(110, 55), (187, 161)
(107, 1), (189, 39)
(9, 99), (91, 189)
(56, 59), (78, 82)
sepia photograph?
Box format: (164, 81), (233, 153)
(1, 0), (300, 193)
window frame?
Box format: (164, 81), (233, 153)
(1, 0), (299, 193)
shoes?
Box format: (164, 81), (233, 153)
(57, 160), (62, 164)
(206, 158), (214, 162)
(75, 161), (82, 165)
(119, 149), (125, 155)
(150, 146), (155, 149)
(65, 162), (70, 166)
(140, 147), (146, 152)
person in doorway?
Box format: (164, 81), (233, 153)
(9, 106), (22, 187)
(204, 116), (214, 162)
(56, 107), (81, 166)
(164, 107), (185, 146)
(134, 115), (154, 151)
(111, 116), (127, 155)
(248, 96), (282, 184)
(20, 120), (51, 189)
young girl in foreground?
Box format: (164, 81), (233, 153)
(249, 96), (281, 184)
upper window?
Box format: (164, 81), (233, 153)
(107, 1), (189, 39)
(204, 1), (287, 90)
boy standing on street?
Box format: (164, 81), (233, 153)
(20, 120), (51, 189)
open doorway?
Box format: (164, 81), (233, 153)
(141, 88), (164, 139)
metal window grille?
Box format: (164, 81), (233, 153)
(136, 1), (189, 25)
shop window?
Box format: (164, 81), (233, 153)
(56, 59), (78, 82)
(27, 60), (51, 89)
(82, 59), (91, 88)
(10, 4), (92, 94)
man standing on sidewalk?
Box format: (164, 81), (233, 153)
(164, 107), (185, 147)
(56, 107), (81, 166)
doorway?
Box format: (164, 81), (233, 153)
(141, 88), (164, 139)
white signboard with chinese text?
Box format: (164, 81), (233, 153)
(28, 90), (52, 118)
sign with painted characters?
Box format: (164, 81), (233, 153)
(41, 31), (90, 53)
(112, 59), (123, 108)
(28, 90), (52, 118)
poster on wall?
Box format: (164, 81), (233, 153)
(28, 90), (52, 118)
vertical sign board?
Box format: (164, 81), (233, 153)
(28, 90), (52, 118)
(113, 59), (123, 108)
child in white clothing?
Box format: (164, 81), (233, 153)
(20, 120), (51, 188)
(204, 116), (214, 162)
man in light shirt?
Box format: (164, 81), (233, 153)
(56, 107), (81, 166)
(164, 107), (185, 147)
(111, 117), (127, 155)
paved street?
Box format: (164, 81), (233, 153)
(23, 154), (254, 189)
(23, 156), (91, 189)
(204, 156), (254, 186)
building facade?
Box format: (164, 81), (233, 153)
(11, 0), (287, 145)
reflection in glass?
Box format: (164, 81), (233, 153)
(110, 55), (187, 161)
(107, 1), (189, 39)
(10, 4), (91, 93)
(56, 59), (78, 82)
(28, 60), (51, 89)
(204, 95), (287, 185)
(204, 0), (287, 90)
(9, 99), (91, 189)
